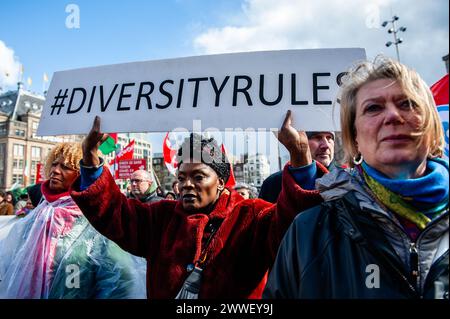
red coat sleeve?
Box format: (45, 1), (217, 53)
(70, 168), (171, 258)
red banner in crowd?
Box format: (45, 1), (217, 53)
(117, 158), (147, 179)
(109, 140), (135, 178)
(36, 163), (45, 184)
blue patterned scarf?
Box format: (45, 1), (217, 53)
(362, 158), (449, 223)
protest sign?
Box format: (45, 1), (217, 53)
(37, 48), (366, 135)
(117, 158), (147, 179)
(35, 163), (45, 184)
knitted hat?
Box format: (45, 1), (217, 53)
(306, 131), (335, 140)
(176, 133), (231, 183)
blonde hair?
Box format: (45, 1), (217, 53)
(339, 55), (444, 167)
(44, 142), (83, 179)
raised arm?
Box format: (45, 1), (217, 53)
(71, 116), (168, 258)
(276, 110), (312, 168)
(253, 111), (326, 262)
(274, 110), (325, 217)
(81, 116), (107, 168)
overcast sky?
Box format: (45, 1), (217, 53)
(193, 0), (448, 84)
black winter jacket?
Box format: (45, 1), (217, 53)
(263, 192), (449, 299)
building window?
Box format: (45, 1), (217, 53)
(0, 123), (7, 136)
(0, 143), (5, 185)
(13, 159), (24, 169)
(31, 121), (39, 136)
(0, 143), (5, 170)
(31, 160), (39, 171)
(13, 144), (25, 157)
(15, 129), (26, 137)
(31, 146), (41, 159)
(12, 174), (24, 185)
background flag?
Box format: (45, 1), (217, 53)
(431, 74), (449, 160)
(221, 144), (236, 188)
(108, 139), (135, 178)
(99, 133), (118, 155)
(163, 132), (179, 176)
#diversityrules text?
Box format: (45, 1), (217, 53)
(49, 72), (347, 116)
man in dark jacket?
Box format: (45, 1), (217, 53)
(259, 131), (336, 203)
(128, 169), (164, 204)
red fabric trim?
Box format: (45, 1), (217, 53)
(41, 180), (70, 203)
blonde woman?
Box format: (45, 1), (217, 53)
(0, 143), (146, 298)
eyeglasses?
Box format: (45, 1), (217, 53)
(130, 179), (148, 184)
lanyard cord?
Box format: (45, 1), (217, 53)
(195, 219), (223, 268)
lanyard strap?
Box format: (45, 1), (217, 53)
(195, 219), (223, 267)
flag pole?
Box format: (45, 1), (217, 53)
(114, 147), (118, 180)
(153, 170), (162, 194)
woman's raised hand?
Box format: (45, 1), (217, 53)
(277, 110), (312, 168)
(82, 116), (108, 167)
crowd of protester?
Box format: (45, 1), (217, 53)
(0, 56), (447, 299)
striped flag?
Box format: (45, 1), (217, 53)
(431, 74), (449, 160)
(99, 133), (118, 155)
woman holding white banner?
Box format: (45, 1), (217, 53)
(0, 142), (146, 299)
(70, 110), (328, 299)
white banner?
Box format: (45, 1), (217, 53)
(37, 48), (366, 135)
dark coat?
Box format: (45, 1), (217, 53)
(259, 161), (330, 203)
(128, 189), (164, 204)
(70, 163), (325, 299)
(263, 192), (449, 299)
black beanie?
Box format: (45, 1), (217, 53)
(306, 131), (335, 140)
(176, 133), (231, 183)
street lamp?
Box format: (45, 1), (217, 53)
(381, 15), (407, 62)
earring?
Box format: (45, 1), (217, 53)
(353, 153), (363, 165)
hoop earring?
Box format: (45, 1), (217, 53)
(353, 153), (363, 165)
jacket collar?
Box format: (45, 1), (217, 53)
(130, 189), (159, 203)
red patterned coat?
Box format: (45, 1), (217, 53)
(70, 162), (327, 299)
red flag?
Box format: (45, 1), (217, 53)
(36, 163), (45, 184)
(163, 132), (179, 176)
(109, 133), (118, 144)
(430, 74), (449, 160)
(109, 140), (135, 178)
(221, 144), (236, 188)
(431, 74), (449, 106)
